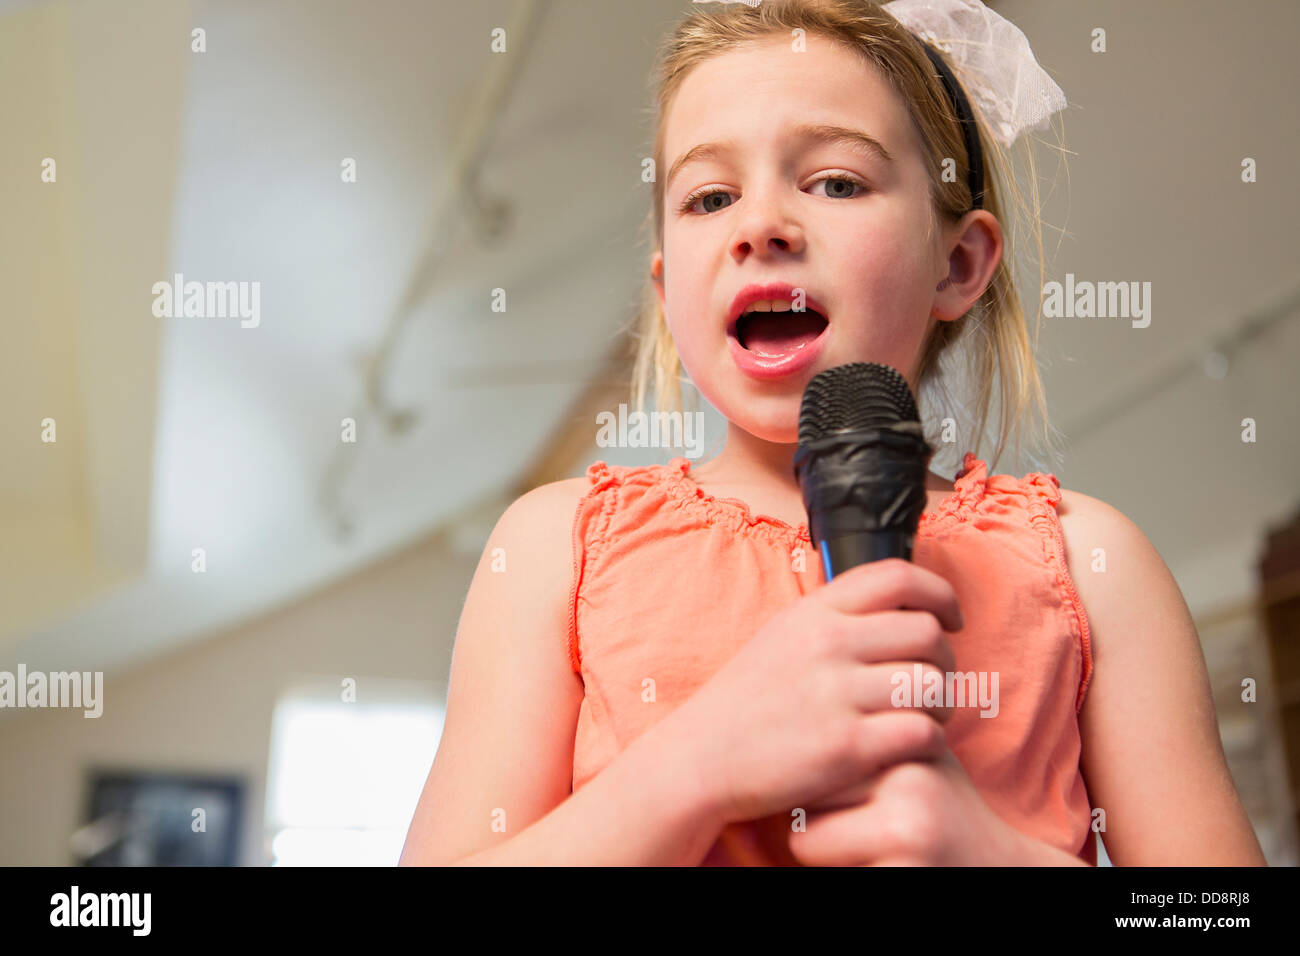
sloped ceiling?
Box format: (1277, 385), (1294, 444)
(2, 0), (1297, 680)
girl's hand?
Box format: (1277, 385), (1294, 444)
(786, 746), (1073, 866)
(663, 558), (963, 827)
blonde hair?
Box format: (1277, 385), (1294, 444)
(629, 0), (1065, 475)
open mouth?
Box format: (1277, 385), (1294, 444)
(734, 308), (830, 357)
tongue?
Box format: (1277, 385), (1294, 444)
(740, 312), (825, 356)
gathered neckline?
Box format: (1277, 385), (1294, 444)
(661, 451), (988, 541)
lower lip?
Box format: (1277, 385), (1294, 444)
(727, 322), (830, 380)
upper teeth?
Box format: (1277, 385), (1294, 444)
(743, 299), (801, 314)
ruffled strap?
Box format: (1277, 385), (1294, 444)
(570, 459), (693, 673)
(570, 463), (622, 673)
(945, 452), (990, 518)
(584, 457), (689, 489)
(955, 453), (1091, 710)
(662, 456), (811, 544)
(998, 464), (1091, 713)
(964, 451), (1062, 506)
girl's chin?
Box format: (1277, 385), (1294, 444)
(746, 427), (800, 445)
(693, 373), (802, 442)
(719, 406), (801, 445)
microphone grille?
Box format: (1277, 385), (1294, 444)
(798, 362), (920, 443)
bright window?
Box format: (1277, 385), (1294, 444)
(264, 676), (443, 865)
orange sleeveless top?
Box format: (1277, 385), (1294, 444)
(567, 452), (1096, 866)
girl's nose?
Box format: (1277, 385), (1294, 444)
(730, 190), (806, 261)
(733, 214), (800, 261)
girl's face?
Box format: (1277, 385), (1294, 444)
(651, 35), (995, 445)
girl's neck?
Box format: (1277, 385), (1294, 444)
(692, 421), (956, 495)
(692, 422), (802, 489)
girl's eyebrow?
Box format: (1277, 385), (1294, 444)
(666, 123), (895, 190)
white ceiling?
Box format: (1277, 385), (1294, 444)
(3, 0), (1297, 679)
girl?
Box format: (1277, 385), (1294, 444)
(400, 0), (1265, 866)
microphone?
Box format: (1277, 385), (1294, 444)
(793, 362), (933, 580)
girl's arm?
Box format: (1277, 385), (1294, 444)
(1058, 490), (1268, 865)
(398, 478), (726, 866)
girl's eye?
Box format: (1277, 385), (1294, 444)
(678, 187), (735, 215)
(809, 174), (867, 200)
(677, 174), (867, 215)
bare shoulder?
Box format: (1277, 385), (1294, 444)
(466, 474), (594, 655)
(1055, 488), (1155, 569)
(479, 475), (595, 611)
(478, 475), (597, 632)
(494, 475), (593, 545)
(1053, 487), (1192, 665)
(1051, 494), (1264, 863)
(1054, 487), (1169, 578)
(398, 474), (594, 864)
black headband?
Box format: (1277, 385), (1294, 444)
(918, 41), (984, 212)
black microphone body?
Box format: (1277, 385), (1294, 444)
(793, 363), (933, 580)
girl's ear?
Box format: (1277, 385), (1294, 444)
(650, 251), (666, 311)
(932, 210), (1003, 322)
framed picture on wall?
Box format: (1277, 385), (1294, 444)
(76, 769), (244, 866)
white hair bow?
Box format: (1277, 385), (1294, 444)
(690, 0), (1067, 147)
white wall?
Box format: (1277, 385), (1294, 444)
(0, 529), (471, 866)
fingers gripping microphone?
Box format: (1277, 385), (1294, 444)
(793, 363), (934, 580)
